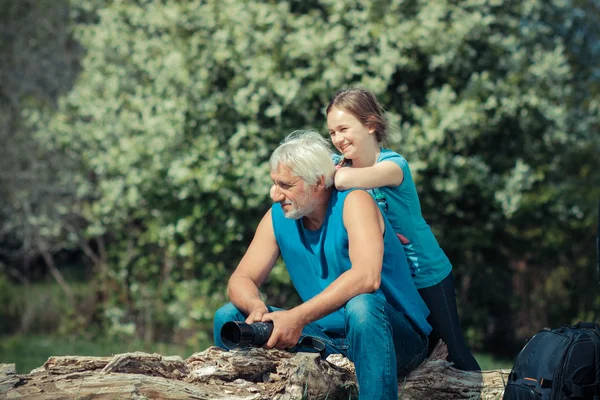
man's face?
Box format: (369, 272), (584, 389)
(270, 165), (317, 220)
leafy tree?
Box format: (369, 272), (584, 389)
(0, 0), (85, 302)
(28, 0), (600, 352)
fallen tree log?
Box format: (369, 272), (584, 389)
(0, 341), (509, 399)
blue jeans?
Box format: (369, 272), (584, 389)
(213, 293), (428, 400)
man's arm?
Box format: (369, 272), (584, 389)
(228, 208), (280, 323)
(263, 190), (385, 348)
(334, 160), (404, 190)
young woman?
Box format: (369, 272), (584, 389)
(325, 88), (480, 371)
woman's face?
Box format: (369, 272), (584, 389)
(327, 106), (375, 159)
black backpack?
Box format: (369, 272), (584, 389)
(503, 321), (600, 400)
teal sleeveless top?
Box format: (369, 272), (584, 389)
(271, 189), (431, 336)
(373, 149), (452, 289)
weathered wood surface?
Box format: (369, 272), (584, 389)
(0, 342), (509, 399)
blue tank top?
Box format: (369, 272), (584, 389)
(374, 149), (452, 289)
(271, 189), (431, 336)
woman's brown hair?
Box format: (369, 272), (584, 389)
(326, 88), (389, 144)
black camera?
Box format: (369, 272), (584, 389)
(220, 321), (274, 349)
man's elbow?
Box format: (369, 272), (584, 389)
(226, 275), (239, 299)
(369, 276), (381, 292)
(360, 275), (381, 293)
(226, 282), (234, 300)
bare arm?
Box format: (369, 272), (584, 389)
(334, 160), (404, 190)
(263, 190), (385, 348)
(228, 209), (280, 323)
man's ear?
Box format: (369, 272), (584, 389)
(316, 175), (326, 190)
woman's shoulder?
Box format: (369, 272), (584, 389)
(379, 148), (408, 167)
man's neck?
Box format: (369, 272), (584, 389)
(302, 187), (333, 231)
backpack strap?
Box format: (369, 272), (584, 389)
(571, 382), (600, 398)
(574, 321), (600, 333)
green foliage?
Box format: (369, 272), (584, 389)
(0, 274), (18, 335)
(0, 0), (84, 263)
(1, 280), (89, 335)
(1, 0), (598, 354)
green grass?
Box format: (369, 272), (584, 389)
(474, 352), (514, 370)
(1, 280), (94, 335)
(0, 334), (210, 374)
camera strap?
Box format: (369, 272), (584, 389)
(294, 336), (327, 358)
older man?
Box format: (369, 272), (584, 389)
(213, 130), (431, 399)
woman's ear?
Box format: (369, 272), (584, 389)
(366, 115), (377, 134)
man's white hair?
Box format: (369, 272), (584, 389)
(270, 130), (335, 188)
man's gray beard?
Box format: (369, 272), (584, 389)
(284, 204), (315, 220)
(283, 193), (316, 220)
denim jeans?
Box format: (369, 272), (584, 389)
(418, 271), (481, 371)
(213, 293), (428, 400)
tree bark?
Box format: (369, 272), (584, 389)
(0, 341), (509, 399)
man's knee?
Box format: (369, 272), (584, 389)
(213, 303), (245, 348)
(344, 293), (382, 328)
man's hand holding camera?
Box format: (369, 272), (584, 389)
(262, 309), (304, 350)
(244, 299), (269, 324)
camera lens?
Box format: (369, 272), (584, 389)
(251, 322), (274, 346)
(220, 321), (274, 349)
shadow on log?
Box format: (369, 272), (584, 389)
(0, 341), (509, 399)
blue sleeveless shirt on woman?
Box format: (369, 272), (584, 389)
(271, 189), (431, 336)
(374, 149), (452, 289)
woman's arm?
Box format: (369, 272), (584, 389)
(335, 160), (404, 190)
